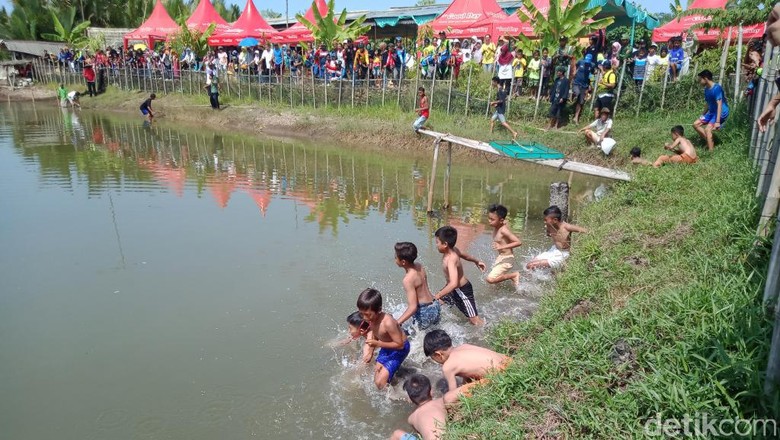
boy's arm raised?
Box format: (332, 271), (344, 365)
(565, 223), (588, 234)
(454, 247), (486, 272)
(396, 277), (419, 325)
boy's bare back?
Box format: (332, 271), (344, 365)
(546, 222), (586, 251)
(677, 136), (697, 160)
(406, 263), (435, 304)
(408, 398), (447, 440)
(441, 249), (468, 287)
(444, 344), (510, 382)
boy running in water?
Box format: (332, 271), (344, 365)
(485, 204), (522, 287)
(390, 374), (447, 440)
(394, 242), (440, 331)
(140, 93), (155, 122)
(653, 125), (698, 167)
(413, 87), (429, 133)
(527, 206), (587, 270)
(357, 288), (410, 389)
(432, 226), (485, 326)
(423, 329), (510, 405)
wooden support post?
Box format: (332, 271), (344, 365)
(718, 31), (732, 84)
(412, 62), (420, 110)
(614, 61), (627, 118)
(765, 291), (780, 395)
(444, 142), (452, 209)
(660, 69), (669, 110)
(465, 66), (472, 116)
(549, 182), (570, 221)
(446, 66), (453, 115)
(734, 26), (743, 104)
(426, 139), (442, 213)
(687, 61), (699, 109)
(534, 64), (545, 120)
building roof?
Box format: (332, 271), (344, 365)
(0, 40), (64, 57)
(87, 27), (135, 48)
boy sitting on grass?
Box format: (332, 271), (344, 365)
(390, 374), (447, 440)
(423, 329), (511, 405)
(527, 206), (587, 270)
(394, 242), (440, 332)
(358, 288), (410, 390)
(653, 125), (698, 167)
(485, 204), (522, 287)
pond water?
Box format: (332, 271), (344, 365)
(0, 103), (606, 440)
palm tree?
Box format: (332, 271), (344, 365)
(297, 0), (371, 50)
(515, 0), (614, 51)
(41, 7), (91, 47)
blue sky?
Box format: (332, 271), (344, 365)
(0, 0), (671, 16)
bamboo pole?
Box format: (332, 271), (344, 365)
(613, 61), (627, 118)
(718, 31), (732, 84)
(430, 69), (436, 114)
(757, 134), (780, 237)
(446, 66), (454, 115)
(636, 74), (647, 117)
(734, 26), (743, 104)
(412, 61), (420, 110)
(764, 281), (780, 395)
(324, 73), (329, 108)
(290, 71), (294, 109)
(660, 68), (669, 110)
(465, 66), (472, 116)
(589, 69), (601, 113)
(351, 73), (355, 108)
(534, 64), (545, 120)
(444, 142), (452, 209)
(381, 69), (386, 107)
(687, 60), (699, 109)
(311, 69), (316, 108)
(365, 69), (370, 107)
(426, 138), (441, 213)
(397, 66), (403, 107)
(338, 74), (343, 109)
(751, 43), (775, 164)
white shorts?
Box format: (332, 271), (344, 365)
(533, 246), (570, 268)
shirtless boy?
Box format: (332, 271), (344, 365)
(423, 329), (510, 405)
(526, 206), (587, 270)
(653, 125), (698, 167)
(485, 204), (522, 286)
(395, 242), (440, 331)
(358, 288), (410, 389)
(432, 226), (485, 326)
(390, 374), (447, 440)
(345, 311), (374, 364)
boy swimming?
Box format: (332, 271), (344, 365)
(432, 226), (485, 326)
(526, 206), (587, 270)
(357, 288), (410, 389)
(390, 374), (447, 440)
(394, 242), (440, 331)
(653, 125), (698, 167)
(345, 311), (374, 364)
(485, 204), (522, 287)
(423, 329), (510, 405)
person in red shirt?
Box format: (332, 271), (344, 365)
(83, 58), (96, 97)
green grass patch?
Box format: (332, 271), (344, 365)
(444, 106), (779, 438)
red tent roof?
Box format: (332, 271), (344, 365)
(481, 0), (570, 38)
(430, 0), (508, 41)
(124, 0), (179, 46)
(652, 0), (765, 43)
(208, 0), (278, 45)
(187, 0), (229, 33)
(275, 0), (329, 44)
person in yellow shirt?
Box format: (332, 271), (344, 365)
(594, 60), (617, 119)
(512, 48), (527, 96)
(481, 35), (496, 73)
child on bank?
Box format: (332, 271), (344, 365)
(140, 93), (155, 122)
(653, 125), (698, 167)
(485, 204), (522, 287)
(394, 242), (441, 331)
(413, 87), (430, 133)
(423, 329), (510, 405)
(357, 288), (410, 389)
(432, 226), (486, 326)
(390, 374), (447, 440)
(630, 147), (653, 166)
(526, 206), (587, 270)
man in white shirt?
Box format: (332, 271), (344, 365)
(262, 45), (274, 72)
(645, 43), (662, 80)
(217, 48), (228, 72)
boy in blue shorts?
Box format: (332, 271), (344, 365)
(692, 69), (728, 151)
(394, 242), (440, 332)
(358, 288), (410, 389)
(140, 93), (155, 122)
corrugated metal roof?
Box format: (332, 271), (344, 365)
(0, 40), (64, 56)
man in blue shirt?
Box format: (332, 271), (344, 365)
(668, 37), (685, 81)
(572, 54), (593, 124)
(273, 44), (283, 78)
(693, 69), (729, 151)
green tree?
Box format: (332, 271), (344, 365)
(415, 0), (436, 6)
(41, 7), (91, 47)
(0, 0), (52, 40)
(260, 9), (283, 19)
(683, 0), (772, 32)
(212, 0), (240, 22)
(297, 0), (371, 49)
(515, 0), (615, 51)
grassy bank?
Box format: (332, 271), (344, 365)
(445, 107), (779, 437)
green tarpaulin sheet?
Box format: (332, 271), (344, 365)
(489, 140), (565, 160)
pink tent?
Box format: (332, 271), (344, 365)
(652, 0), (765, 43)
(482, 0), (571, 39)
(187, 0), (229, 33)
(208, 0), (278, 46)
(430, 0), (508, 42)
(123, 0), (179, 49)
(275, 0), (330, 44)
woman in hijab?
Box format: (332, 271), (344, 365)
(496, 41), (514, 91)
(610, 41), (621, 68)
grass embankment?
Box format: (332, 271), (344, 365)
(445, 107), (779, 438)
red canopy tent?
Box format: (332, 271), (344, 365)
(123, 0), (179, 49)
(429, 0), (508, 42)
(652, 0), (765, 43)
(208, 0), (278, 46)
(186, 0), (229, 33)
(275, 0), (329, 44)
(481, 0), (571, 39)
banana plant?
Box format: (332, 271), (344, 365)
(41, 7), (91, 47)
(296, 0), (371, 50)
(515, 0), (614, 52)
(168, 21), (216, 58)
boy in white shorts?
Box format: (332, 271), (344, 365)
(527, 205), (587, 270)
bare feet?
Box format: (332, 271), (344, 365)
(510, 272), (521, 287)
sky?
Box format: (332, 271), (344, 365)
(0, 0), (671, 17)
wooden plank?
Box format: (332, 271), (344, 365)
(417, 129), (631, 182)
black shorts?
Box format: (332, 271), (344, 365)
(549, 102), (564, 119)
(596, 94), (614, 113)
(572, 84), (588, 105)
(442, 281), (479, 318)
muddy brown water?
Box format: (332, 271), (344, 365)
(0, 103), (607, 439)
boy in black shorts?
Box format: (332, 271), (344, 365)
(432, 226), (485, 326)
